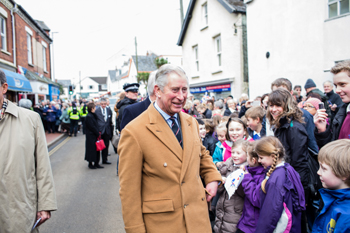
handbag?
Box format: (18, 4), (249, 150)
(96, 134), (106, 151)
(112, 132), (120, 149)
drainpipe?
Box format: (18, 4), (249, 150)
(11, 4), (17, 67)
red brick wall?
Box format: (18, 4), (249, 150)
(0, 4), (14, 64)
(15, 13), (51, 80)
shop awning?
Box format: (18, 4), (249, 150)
(3, 69), (32, 92)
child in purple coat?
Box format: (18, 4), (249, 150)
(255, 136), (306, 233)
(236, 141), (266, 233)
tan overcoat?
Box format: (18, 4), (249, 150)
(0, 101), (57, 233)
(118, 104), (221, 233)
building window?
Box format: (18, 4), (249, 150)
(328, 0), (350, 18)
(27, 33), (33, 64)
(42, 47), (47, 72)
(102, 84), (107, 90)
(202, 3), (208, 26)
(0, 17), (6, 51)
(214, 36), (222, 67)
(194, 46), (199, 72)
(89, 85), (93, 90)
(80, 86), (83, 90)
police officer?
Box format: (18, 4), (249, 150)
(116, 83), (139, 131)
(67, 102), (80, 136)
(80, 101), (88, 134)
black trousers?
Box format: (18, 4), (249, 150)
(98, 133), (110, 163)
(70, 119), (78, 135)
(47, 121), (55, 133)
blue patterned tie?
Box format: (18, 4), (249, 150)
(170, 116), (182, 147)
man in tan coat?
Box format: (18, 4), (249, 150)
(118, 64), (222, 233)
(0, 69), (57, 232)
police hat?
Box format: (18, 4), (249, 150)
(123, 83), (140, 92)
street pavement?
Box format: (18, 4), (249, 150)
(40, 134), (125, 233)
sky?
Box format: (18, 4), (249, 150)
(15, 0), (190, 83)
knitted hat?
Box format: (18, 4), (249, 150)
(305, 98), (321, 110)
(304, 79), (316, 89)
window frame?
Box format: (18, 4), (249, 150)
(328, 0), (350, 18)
(42, 46), (47, 72)
(89, 85), (93, 90)
(202, 2), (208, 26)
(193, 45), (199, 72)
(0, 16), (7, 51)
(27, 33), (33, 65)
(214, 35), (222, 67)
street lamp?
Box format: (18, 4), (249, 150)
(51, 32), (59, 83)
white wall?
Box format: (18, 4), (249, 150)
(77, 77), (99, 95)
(181, 0), (244, 99)
(246, 0), (350, 97)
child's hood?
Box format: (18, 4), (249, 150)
(320, 188), (350, 205)
(246, 165), (266, 176)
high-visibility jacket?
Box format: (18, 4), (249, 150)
(67, 106), (80, 120)
(80, 105), (88, 117)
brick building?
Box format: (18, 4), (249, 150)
(0, 0), (58, 104)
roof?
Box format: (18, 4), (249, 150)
(116, 71), (128, 81)
(25, 70), (49, 84)
(177, 0), (246, 46)
(35, 20), (50, 31)
(90, 76), (107, 85)
(132, 54), (158, 72)
(57, 79), (72, 87)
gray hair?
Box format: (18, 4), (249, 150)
(147, 70), (157, 96)
(0, 69), (6, 85)
(100, 97), (107, 102)
(18, 99), (32, 109)
(227, 99), (235, 105)
(323, 80), (333, 86)
(214, 101), (224, 109)
(155, 64), (188, 91)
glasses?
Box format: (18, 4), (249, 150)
(303, 104), (315, 109)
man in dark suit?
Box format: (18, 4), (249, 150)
(120, 70), (157, 131)
(95, 97), (113, 164)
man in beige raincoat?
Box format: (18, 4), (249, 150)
(0, 69), (57, 232)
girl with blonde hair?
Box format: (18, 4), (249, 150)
(254, 136), (305, 233)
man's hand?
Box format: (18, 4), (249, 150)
(36, 211), (51, 227)
(314, 109), (328, 133)
(205, 181), (218, 202)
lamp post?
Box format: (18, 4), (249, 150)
(51, 32), (59, 83)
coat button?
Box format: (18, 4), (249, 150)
(163, 163), (167, 167)
(184, 204), (188, 208)
(202, 198), (205, 201)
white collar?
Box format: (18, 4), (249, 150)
(347, 103), (350, 113)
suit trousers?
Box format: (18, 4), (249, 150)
(98, 132), (110, 162)
(81, 117), (86, 134)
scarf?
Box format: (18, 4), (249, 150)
(0, 99), (8, 122)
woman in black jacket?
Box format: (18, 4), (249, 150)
(267, 89), (310, 189)
(85, 102), (104, 169)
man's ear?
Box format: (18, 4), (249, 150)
(2, 83), (8, 94)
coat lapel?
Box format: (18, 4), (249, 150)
(146, 104), (183, 161)
(179, 112), (195, 182)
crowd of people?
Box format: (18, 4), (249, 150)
(116, 62), (350, 233)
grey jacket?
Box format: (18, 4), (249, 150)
(214, 158), (247, 233)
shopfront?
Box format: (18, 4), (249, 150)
(49, 84), (60, 101)
(3, 69), (32, 103)
(28, 81), (49, 105)
(190, 83), (231, 100)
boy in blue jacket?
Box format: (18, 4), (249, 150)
(312, 139), (350, 232)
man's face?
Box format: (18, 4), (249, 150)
(295, 87), (301, 96)
(125, 90), (138, 100)
(100, 101), (107, 109)
(323, 83), (333, 94)
(334, 71), (350, 103)
(0, 82), (8, 105)
(156, 72), (188, 116)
